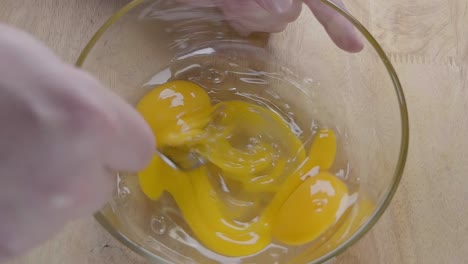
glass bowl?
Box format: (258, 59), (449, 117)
(76, 0), (409, 263)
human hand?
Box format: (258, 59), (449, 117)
(0, 24), (154, 261)
(178, 0), (363, 53)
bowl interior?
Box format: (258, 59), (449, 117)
(77, 0), (408, 263)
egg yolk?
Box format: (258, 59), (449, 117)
(326, 194), (375, 244)
(298, 195), (375, 260)
(137, 80), (212, 147)
(137, 80), (365, 257)
(272, 172), (349, 245)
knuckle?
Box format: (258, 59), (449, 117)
(48, 70), (118, 137)
(46, 83), (117, 137)
(62, 96), (116, 136)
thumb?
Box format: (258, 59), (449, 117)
(71, 68), (155, 172)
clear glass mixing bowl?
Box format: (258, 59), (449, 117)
(76, 0), (409, 263)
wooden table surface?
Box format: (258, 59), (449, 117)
(1, 0), (467, 263)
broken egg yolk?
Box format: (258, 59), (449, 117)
(272, 171), (349, 245)
(137, 80), (369, 257)
(136, 80), (212, 147)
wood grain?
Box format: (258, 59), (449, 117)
(1, 0), (468, 263)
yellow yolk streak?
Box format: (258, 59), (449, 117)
(299, 195), (375, 260)
(272, 172), (349, 245)
(262, 129), (338, 220)
(197, 139), (274, 175)
(136, 80), (212, 147)
(143, 156), (271, 256)
(137, 81), (361, 256)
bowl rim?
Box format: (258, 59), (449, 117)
(76, 0), (409, 263)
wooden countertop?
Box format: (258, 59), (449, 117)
(2, 0), (467, 263)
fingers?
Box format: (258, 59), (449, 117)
(221, 0), (362, 53)
(175, 1), (361, 53)
(65, 164), (115, 217)
(101, 88), (155, 172)
(68, 68), (155, 172)
(221, 0), (302, 34)
(0, 163), (114, 260)
(304, 0), (364, 53)
(255, 0), (303, 20)
(1, 23), (155, 173)
(0, 24), (155, 261)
